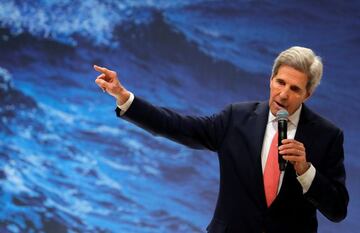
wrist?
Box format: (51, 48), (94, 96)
(296, 162), (311, 176)
(115, 89), (130, 105)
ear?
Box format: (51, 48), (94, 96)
(304, 90), (312, 102)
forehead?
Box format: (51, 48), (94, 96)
(275, 65), (308, 88)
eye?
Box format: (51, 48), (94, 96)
(290, 86), (301, 93)
(276, 79), (285, 85)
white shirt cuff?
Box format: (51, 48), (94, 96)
(116, 92), (134, 116)
(296, 163), (316, 194)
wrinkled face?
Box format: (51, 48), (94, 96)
(269, 65), (311, 116)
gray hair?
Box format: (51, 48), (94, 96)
(271, 46), (323, 94)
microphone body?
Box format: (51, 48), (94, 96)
(276, 109), (288, 171)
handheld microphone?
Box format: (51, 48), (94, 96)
(276, 109), (288, 171)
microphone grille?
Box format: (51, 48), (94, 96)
(276, 109), (289, 121)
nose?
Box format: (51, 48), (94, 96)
(279, 87), (289, 100)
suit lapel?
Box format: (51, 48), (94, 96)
(246, 101), (269, 209)
(247, 101), (269, 168)
(294, 104), (316, 160)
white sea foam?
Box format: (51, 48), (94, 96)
(39, 103), (75, 124)
(0, 66), (13, 92)
(2, 164), (33, 194)
(95, 171), (122, 191)
(94, 125), (124, 136)
(0, 0), (204, 47)
(102, 158), (140, 174)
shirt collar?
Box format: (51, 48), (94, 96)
(268, 104), (302, 127)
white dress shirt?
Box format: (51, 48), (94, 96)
(261, 106), (316, 194)
(117, 93), (315, 193)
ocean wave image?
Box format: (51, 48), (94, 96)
(0, 0), (359, 232)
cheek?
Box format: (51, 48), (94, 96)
(289, 96), (303, 107)
(269, 83), (276, 93)
(270, 87), (280, 98)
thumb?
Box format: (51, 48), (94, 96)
(95, 78), (109, 90)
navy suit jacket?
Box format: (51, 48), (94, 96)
(116, 97), (348, 233)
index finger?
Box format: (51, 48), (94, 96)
(281, 139), (303, 146)
(93, 65), (113, 76)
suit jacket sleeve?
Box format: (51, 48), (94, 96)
(304, 129), (349, 222)
(116, 96), (232, 151)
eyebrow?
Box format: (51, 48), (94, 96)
(275, 77), (304, 92)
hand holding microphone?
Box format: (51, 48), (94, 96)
(277, 108), (310, 175)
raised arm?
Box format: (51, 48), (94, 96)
(93, 65), (232, 151)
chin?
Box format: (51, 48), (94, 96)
(270, 104), (283, 114)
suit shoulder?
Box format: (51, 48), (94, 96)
(303, 106), (342, 134)
(224, 101), (267, 123)
(231, 101), (265, 112)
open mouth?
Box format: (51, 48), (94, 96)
(275, 101), (286, 109)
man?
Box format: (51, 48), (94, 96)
(94, 46), (348, 233)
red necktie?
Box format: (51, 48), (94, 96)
(263, 132), (280, 207)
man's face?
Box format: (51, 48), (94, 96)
(269, 65), (311, 116)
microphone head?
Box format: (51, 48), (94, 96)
(276, 108), (289, 121)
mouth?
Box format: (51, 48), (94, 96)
(274, 101), (286, 110)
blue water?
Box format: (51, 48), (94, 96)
(0, 0), (359, 232)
